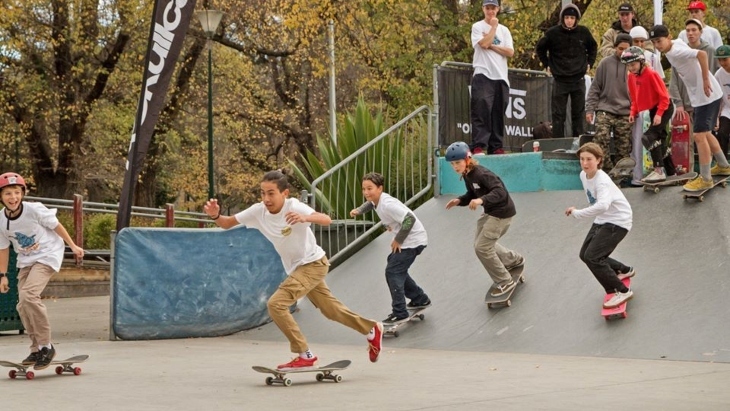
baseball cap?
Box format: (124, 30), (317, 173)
(685, 18), (704, 30)
(618, 3), (634, 12)
(482, 0), (499, 6)
(649, 25), (670, 39)
(716, 45), (730, 58)
(686, 1), (706, 11)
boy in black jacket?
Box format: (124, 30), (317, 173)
(444, 142), (525, 298)
(536, 3), (597, 138)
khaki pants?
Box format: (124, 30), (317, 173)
(474, 214), (521, 286)
(17, 264), (55, 351)
(267, 256), (376, 354)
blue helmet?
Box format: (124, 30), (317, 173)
(445, 142), (471, 161)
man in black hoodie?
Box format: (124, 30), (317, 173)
(599, 3), (640, 57)
(536, 4), (597, 138)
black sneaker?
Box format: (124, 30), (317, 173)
(34, 345), (56, 370)
(21, 351), (41, 365)
(407, 299), (432, 309)
(382, 313), (409, 325)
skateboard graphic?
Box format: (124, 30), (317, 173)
(607, 157), (636, 183)
(485, 265), (525, 309)
(383, 306), (429, 338)
(671, 116), (692, 174)
(601, 278), (631, 320)
(0, 354), (89, 380)
(639, 172), (698, 193)
(682, 176), (729, 202)
(252, 360), (350, 387)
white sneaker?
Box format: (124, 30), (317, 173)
(642, 170), (666, 183)
(603, 289), (633, 308)
(617, 267), (635, 281)
(490, 280), (516, 297)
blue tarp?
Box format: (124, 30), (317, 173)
(112, 226), (286, 340)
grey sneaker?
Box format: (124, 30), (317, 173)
(617, 267), (635, 281)
(642, 170), (666, 183)
(603, 289), (633, 308)
(490, 280), (516, 297)
(504, 256), (525, 271)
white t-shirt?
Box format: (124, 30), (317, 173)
(715, 67), (730, 120)
(678, 25), (723, 50)
(0, 202), (65, 272)
(471, 20), (512, 85)
(373, 193), (427, 249)
(571, 170), (633, 231)
(234, 198), (325, 275)
(644, 50), (665, 79)
(665, 39), (723, 108)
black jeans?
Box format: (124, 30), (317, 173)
(716, 116), (730, 160)
(385, 245), (429, 318)
(579, 223), (631, 293)
(643, 102), (676, 174)
(470, 74), (508, 153)
(552, 79), (586, 138)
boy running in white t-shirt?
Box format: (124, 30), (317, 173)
(204, 170), (383, 370)
(650, 25), (730, 190)
(350, 172), (431, 324)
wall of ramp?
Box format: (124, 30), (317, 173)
(112, 227), (285, 340)
(242, 190), (730, 363)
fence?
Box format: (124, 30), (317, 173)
(24, 195), (210, 267)
(300, 105), (435, 267)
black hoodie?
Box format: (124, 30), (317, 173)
(535, 4), (597, 83)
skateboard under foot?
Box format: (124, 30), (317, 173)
(0, 355), (89, 380)
(252, 360), (350, 387)
(639, 172), (697, 193)
(601, 278), (631, 320)
(682, 176), (729, 202)
(485, 265), (525, 309)
(383, 306), (429, 338)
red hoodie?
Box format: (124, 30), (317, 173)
(627, 65), (670, 118)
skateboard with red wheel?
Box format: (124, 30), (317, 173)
(252, 360), (350, 387)
(0, 354), (89, 380)
(601, 278), (631, 320)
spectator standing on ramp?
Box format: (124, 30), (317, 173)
(204, 170), (383, 370)
(622, 46), (677, 183)
(444, 142), (524, 298)
(536, 3), (597, 138)
(350, 172), (431, 325)
(599, 3), (644, 58)
(650, 25), (730, 191)
(565, 143), (635, 309)
(714, 45), (730, 159)
(0, 172), (84, 370)
(469, 0), (514, 155)
(585, 33), (633, 173)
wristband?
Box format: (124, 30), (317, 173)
(0, 273), (6, 279)
(211, 214), (221, 220)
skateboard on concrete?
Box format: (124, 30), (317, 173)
(485, 265), (525, 309)
(682, 176), (729, 202)
(607, 157), (636, 184)
(639, 172), (697, 193)
(0, 354), (89, 380)
(601, 278), (631, 321)
(383, 306), (429, 338)
(252, 360), (350, 387)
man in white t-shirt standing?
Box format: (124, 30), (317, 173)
(650, 25), (730, 191)
(678, 1), (723, 49)
(469, 0), (514, 155)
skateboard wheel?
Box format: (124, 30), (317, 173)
(519, 276), (525, 283)
(26, 371), (35, 380)
(506, 300), (512, 307)
(622, 312), (628, 319)
(653, 187), (659, 194)
(334, 375), (343, 383)
(9, 370), (16, 379)
(265, 377), (274, 386)
(699, 196), (704, 202)
(417, 314), (424, 320)
(73, 367), (82, 376)
(487, 303), (493, 309)
(55, 366), (64, 375)
(316, 373), (324, 382)
(393, 331), (400, 338)
(283, 378), (292, 387)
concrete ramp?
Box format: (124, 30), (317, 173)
(243, 188), (730, 363)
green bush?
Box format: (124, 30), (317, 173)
(84, 214), (117, 249)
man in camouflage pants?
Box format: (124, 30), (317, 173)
(585, 33), (634, 172)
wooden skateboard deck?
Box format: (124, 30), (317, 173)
(601, 278), (631, 320)
(383, 306), (429, 338)
(0, 354), (89, 380)
(682, 176), (729, 202)
(252, 360), (350, 386)
(639, 172), (698, 193)
(608, 157), (636, 182)
(485, 264), (525, 308)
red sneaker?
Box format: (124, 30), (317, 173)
(472, 147), (485, 156)
(277, 356), (318, 370)
(368, 322), (383, 363)
(492, 148), (505, 155)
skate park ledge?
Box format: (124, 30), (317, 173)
(438, 151), (582, 194)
